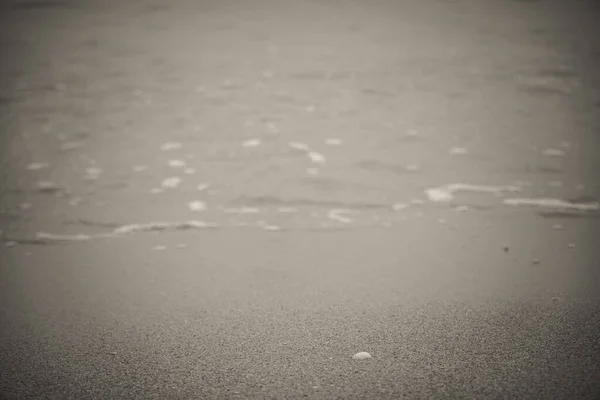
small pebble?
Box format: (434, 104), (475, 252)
(352, 352), (372, 360)
(552, 224), (563, 230)
(532, 259), (541, 264)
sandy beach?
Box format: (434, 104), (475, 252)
(1, 0), (599, 398)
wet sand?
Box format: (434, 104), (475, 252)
(1, 0), (600, 398)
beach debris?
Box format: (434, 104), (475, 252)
(188, 201), (207, 212)
(168, 160), (186, 168)
(153, 245), (167, 251)
(196, 183), (210, 192)
(541, 148), (565, 157)
(161, 177), (182, 189)
(532, 258), (541, 264)
(160, 142), (182, 151)
(352, 352), (372, 360)
(150, 188), (163, 194)
(503, 197), (600, 212)
(305, 105), (316, 113)
(4, 241), (17, 247)
(405, 164), (419, 172)
(184, 168), (196, 175)
(307, 168), (319, 175)
(567, 243), (575, 248)
(27, 162), (50, 171)
(551, 224), (563, 230)
(503, 245), (509, 253)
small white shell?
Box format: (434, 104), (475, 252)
(352, 352), (372, 360)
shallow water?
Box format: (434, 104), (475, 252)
(1, 0), (599, 240)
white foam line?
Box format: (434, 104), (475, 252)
(327, 209), (354, 223)
(426, 183), (521, 202)
(503, 198), (600, 211)
(36, 232), (93, 241)
(445, 183), (521, 194)
(221, 207), (260, 214)
(112, 220), (218, 235)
